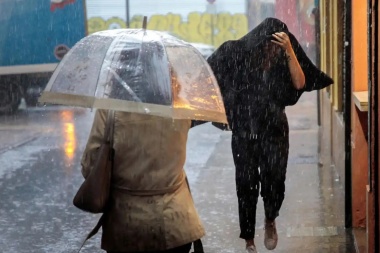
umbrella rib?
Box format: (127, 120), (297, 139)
(108, 68), (142, 102)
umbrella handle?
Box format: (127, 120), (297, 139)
(142, 16), (147, 31)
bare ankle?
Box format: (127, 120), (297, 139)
(246, 239), (255, 246)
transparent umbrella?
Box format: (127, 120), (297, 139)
(39, 29), (227, 123)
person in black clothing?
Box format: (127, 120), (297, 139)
(207, 18), (333, 252)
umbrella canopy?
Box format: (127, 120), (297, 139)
(39, 29), (227, 123)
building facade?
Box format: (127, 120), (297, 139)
(318, 0), (379, 252)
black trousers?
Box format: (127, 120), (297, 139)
(232, 130), (289, 240)
(107, 243), (192, 253)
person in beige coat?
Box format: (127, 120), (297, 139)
(81, 109), (205, 253)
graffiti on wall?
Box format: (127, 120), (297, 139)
(87, 12), (248, 47)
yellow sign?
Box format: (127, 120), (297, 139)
(87, 12), (248, 47)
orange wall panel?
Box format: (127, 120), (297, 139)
(351, 0), (369, 228)
(352, 1), (368, 91)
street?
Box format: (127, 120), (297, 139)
(0, 93), (357, 253)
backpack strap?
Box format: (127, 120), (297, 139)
(76, 214), (104, 253)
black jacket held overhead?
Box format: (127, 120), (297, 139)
(207, 17), (333, 133)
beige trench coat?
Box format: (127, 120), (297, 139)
(81, 110), (205, 252)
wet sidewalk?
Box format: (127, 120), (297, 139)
(188, 92), (356, 253)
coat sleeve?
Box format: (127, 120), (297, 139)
(275, 33), (334, 106)
(80, 109), (108, 178)
(207, 42), (233, 95)
(207, 41), (239, 130)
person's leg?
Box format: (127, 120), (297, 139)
(260, 134), (289, 221)
(232, 133), (261, 246)
(163, 243), (192, 253)
(106, 243), (192, 253)
(259, 126), (289, 250)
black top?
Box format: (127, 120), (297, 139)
(207, 17), (333, 133)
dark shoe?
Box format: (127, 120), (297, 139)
(264, 219), (278, 250)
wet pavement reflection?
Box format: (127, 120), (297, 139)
(0, 106), (102, 252)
